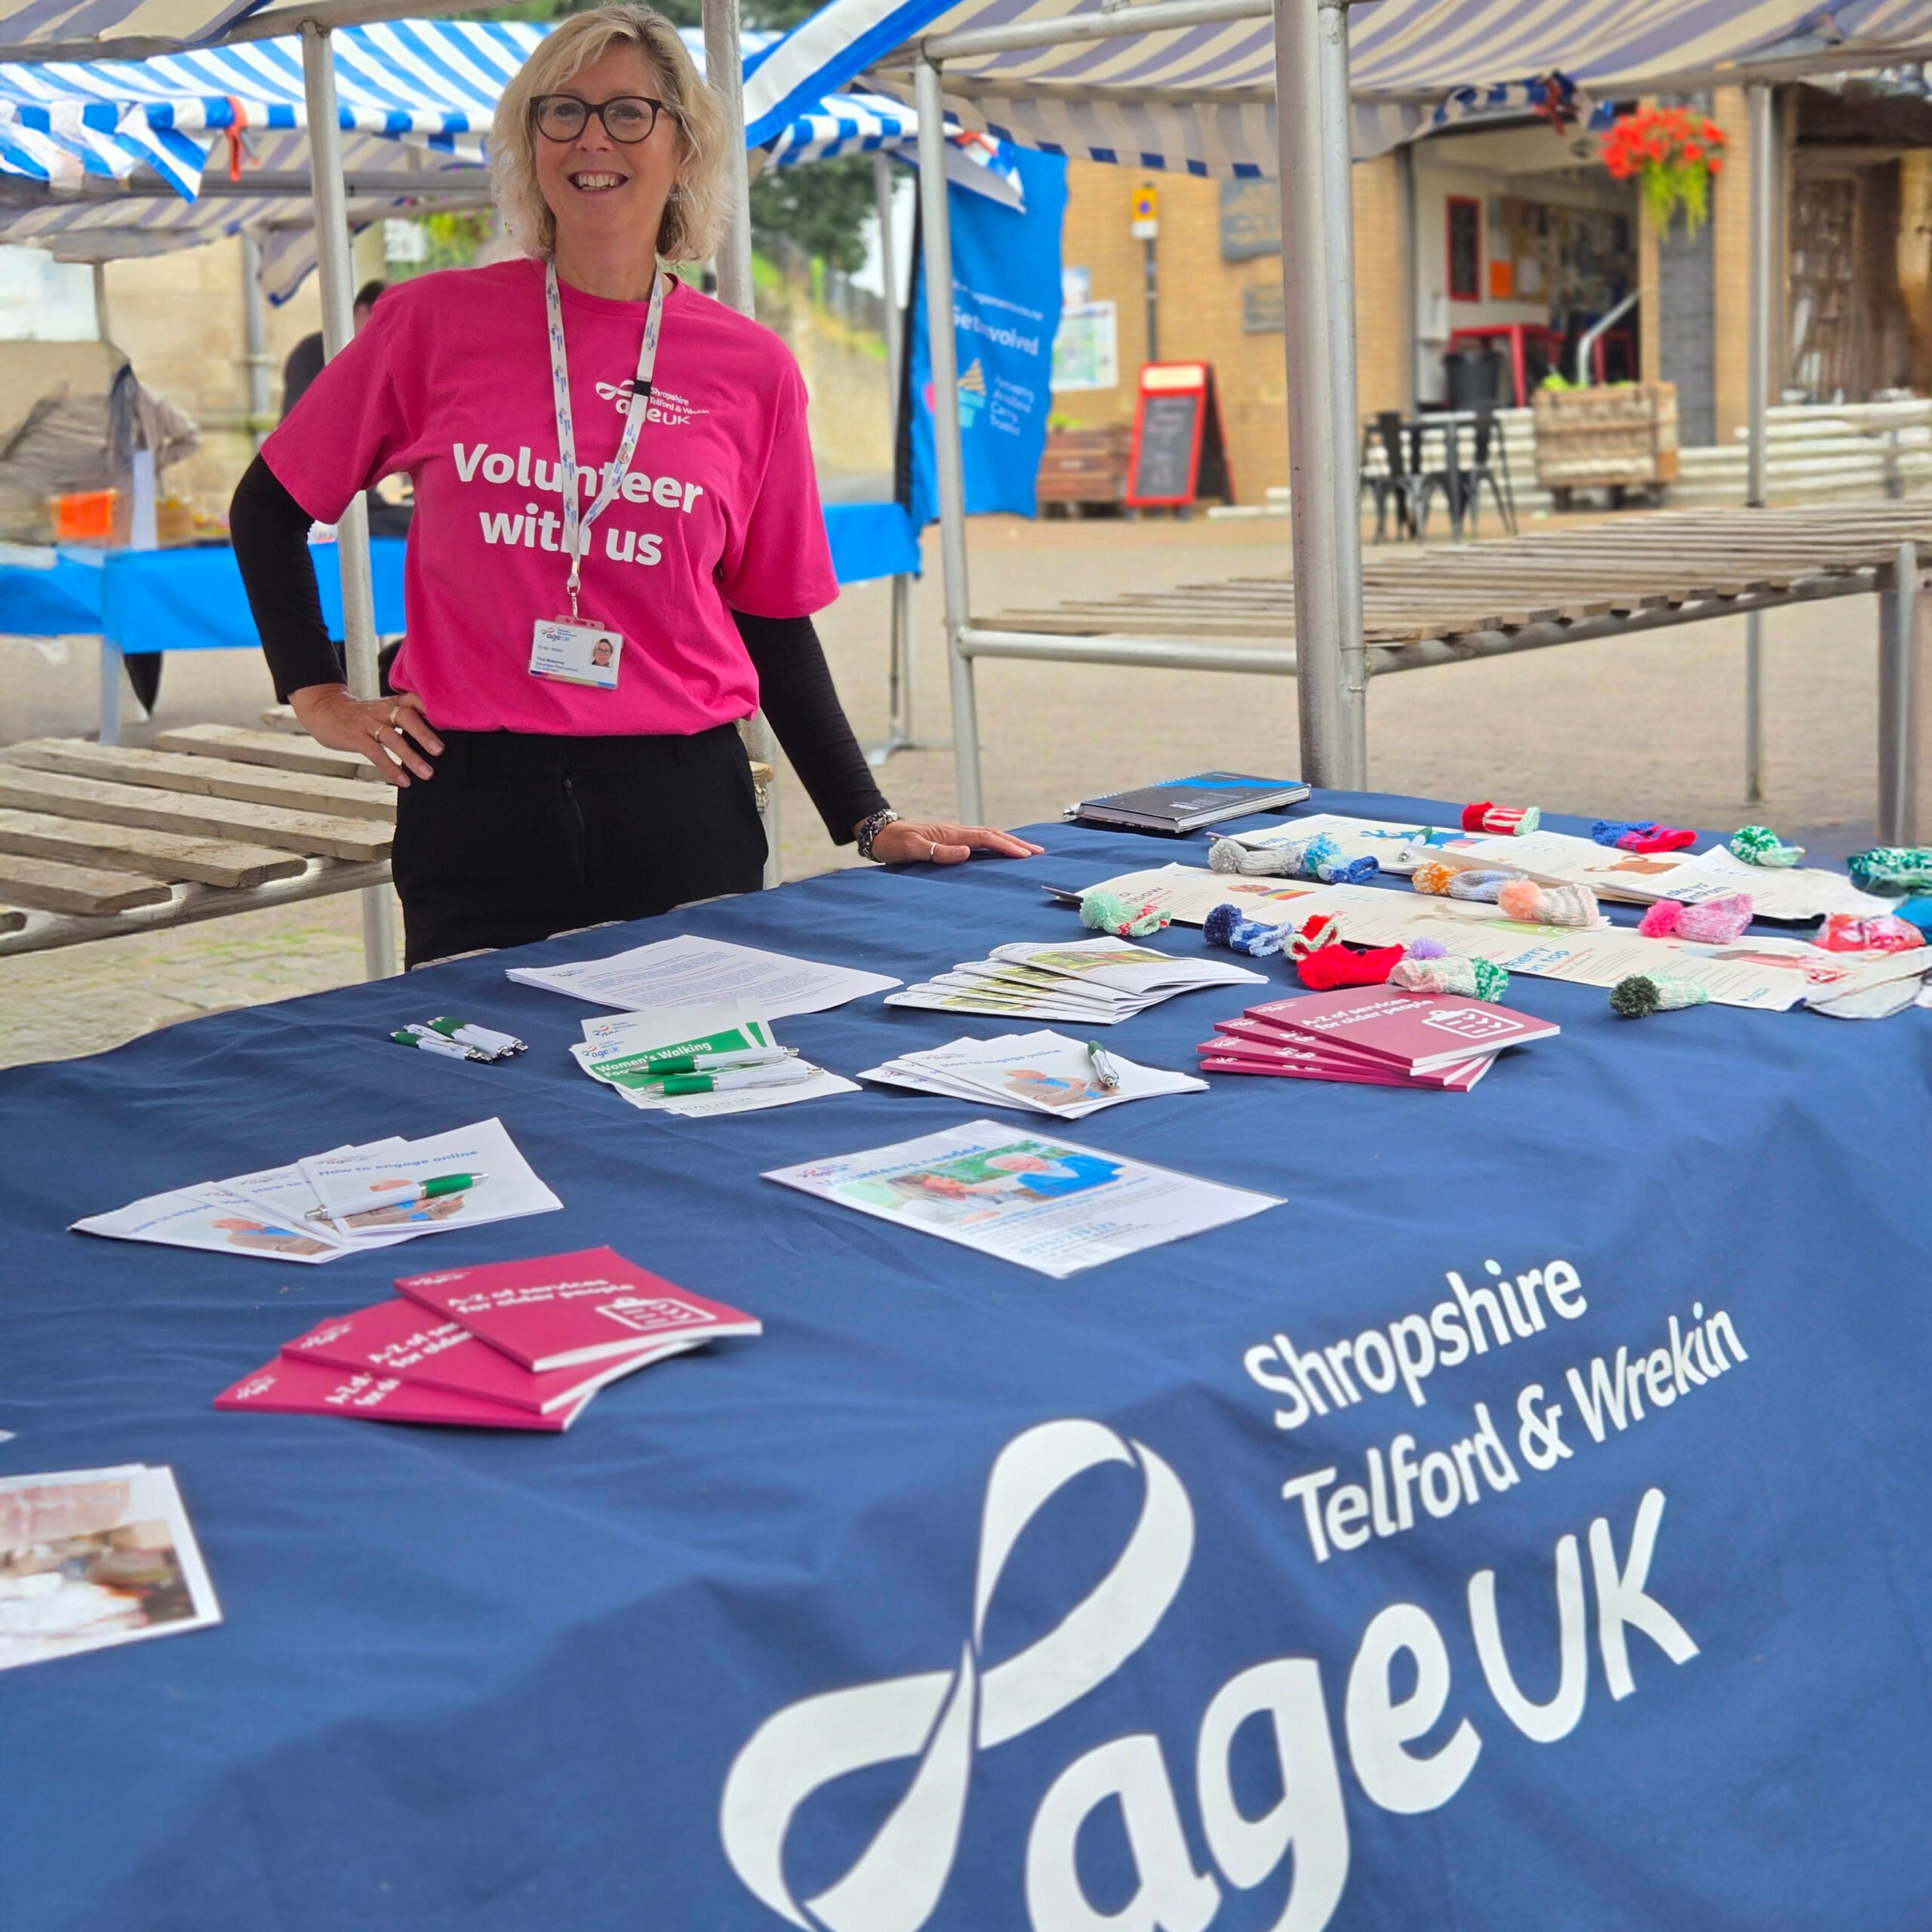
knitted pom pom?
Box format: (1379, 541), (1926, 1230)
(1730, 825), (1804, 869)
(1406, 937), (1448, 960)
(1203, 903), (1241, 949)
(1610, 972), (1709, 1018)
(1846, 846), (1932, 896)
(1389, 955), (1509, 1001)
(1297, 941), (1405, 990)
(1638, 892), (1752, 943)
(1460, 802), (1540, 836)
(1411, 860), (1460, 897)
(1208, 838), (1269, 875)
(1202, 904), (1292, 956)
(1080, 888), (1168, 938)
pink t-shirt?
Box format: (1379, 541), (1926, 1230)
(261, 257), (838, 736)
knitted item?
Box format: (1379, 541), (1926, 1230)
(1209, 832), (1378, 886)
(1591, 820), (1698, 854)
(1813, 912), (1927, 954)
(1609, 974), (1709, 1018)
(1636, 892), (1754, 944)
(1406, 937), (1448, 959)
(1287, 913), (1341, 961)
(1460, 802), (1540, 836)
(1846, 846), (1932, 896)
(1297, 942), (1406, 990)
(1496, 878), (1600, 928)
(1080, 888), (1168, 938)
(1202, 903), (1296, 957)
(1730, 825), (1804, 868)
(1388, 955), (1509, 1001)
(1412, 860), (1516, 902)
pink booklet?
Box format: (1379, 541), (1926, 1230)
(282, 1300), (700, 1416)
(1241, 988), (1557, 1073)
(1203, 1022), (1491, 1088)
(395, 1245), (762, 1374)
(214, 1355), (583, 1431)
(1199, 1041), (1490, 1091)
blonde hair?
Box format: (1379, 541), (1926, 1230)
(492, 5), (730, 266)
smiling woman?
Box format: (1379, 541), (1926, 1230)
(228, 4), (1040, 969)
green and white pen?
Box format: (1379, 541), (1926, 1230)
(391, 1029), (488, 1062)
(426, 1016), (527, 1056)
(341, 1171), (488, 1217)
(1086, 1041), (1123, 1090)
(658, 1062), (814, 1097)
(648, 1045), (798, 1075)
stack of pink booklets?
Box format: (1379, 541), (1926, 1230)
(214, 1245), (760, 1432)
(1198, 987), (1558, 1091)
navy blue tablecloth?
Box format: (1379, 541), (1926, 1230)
(2, 791), (1929, 1932)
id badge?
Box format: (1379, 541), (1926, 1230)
(530, 616), (623, 689)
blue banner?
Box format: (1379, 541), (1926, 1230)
(907, 145), (1067, 528)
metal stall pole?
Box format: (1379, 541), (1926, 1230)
(915, 55), (985, 823)
(1878, 541), (1919, 844)
(703, 0), (783, 887)
(1317, 0), (1366, 779)
(1743, 78), (1774, 804)
(240, 232), (273, 452)
(1272, 0), (1362, 786)
(302, 18), (396, 980)
(870, 147), (918, 765)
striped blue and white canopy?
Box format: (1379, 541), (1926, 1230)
(0, 21), (992, 299)
(0, 20), (939, 191)
(744, 0), (1932, 177)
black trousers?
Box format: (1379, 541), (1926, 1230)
(392, 725), (767, 969)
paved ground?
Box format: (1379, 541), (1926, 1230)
(0, 507), (1888, 1068)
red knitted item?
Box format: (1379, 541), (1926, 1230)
(1296, 941), (1405, 989)
(1621, 825), (1697, 854)
(1460, 802), (1493, 832)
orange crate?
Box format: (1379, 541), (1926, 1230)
(53, 488), (117, 540)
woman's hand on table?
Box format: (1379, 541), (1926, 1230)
(867, 818), (1045, 866)
(288, 682), (444, 787)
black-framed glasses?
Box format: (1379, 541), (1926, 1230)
(531, 94), (666, 143)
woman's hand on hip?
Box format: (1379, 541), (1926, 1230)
(867, 818), (1044, 866)
(288, 681), (443, 787)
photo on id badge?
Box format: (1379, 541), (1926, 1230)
(531, 616), (624, 688)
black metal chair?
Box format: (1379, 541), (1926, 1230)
(1362, 411), (1423, 542)
(1411, 413), (1466, 542)
(1459, 402), (1519, 537)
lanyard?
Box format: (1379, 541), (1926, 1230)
(544, 256), (666, 618)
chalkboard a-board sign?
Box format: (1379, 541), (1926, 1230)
(1127, 362), (1233, 508)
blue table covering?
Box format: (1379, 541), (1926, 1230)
(0, 540), (409, 651)
(1, 506), (913, 656)
(2, 790), (1929, 1932)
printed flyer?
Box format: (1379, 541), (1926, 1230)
(766, 1119), (1279, 1278)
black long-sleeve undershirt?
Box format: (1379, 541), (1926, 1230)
(229, 454), (888, 843)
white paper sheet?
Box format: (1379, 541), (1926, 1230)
(860, 1032), (1208, 1118)
(766, 1119), (1281, 1278)
(507, 933), (900, 1016)
(300, 1118), (561, 1241)
(0, 1466), (221, 1672)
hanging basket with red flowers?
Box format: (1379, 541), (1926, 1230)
(1600, 106), (1727, 235)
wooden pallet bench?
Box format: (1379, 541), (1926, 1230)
(0, 721), (777, 955)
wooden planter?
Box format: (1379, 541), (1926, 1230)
(1534, 382), (1680, 507)
(1037, 423), (1133, 513)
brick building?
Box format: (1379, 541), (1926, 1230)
(1048, 84), (1932, 505)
